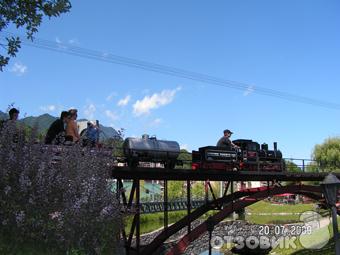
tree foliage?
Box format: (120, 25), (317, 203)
(285, 160), (302, 173)
(177, 149), (192, 169)
(0, 0), (71, 71)
(312, 137), (340, 172)
(191, 181), (205, 199)
(168, 181), (185, 200)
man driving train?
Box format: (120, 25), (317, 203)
(216, 129), (240, 149)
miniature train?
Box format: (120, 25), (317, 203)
(123, 135), (285, 171)
(192, 139), (285, 171)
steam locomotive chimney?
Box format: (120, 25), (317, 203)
(273, 142), (277, 151)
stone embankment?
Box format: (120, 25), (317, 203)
(130, 220), (310, 254)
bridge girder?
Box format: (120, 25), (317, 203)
(165, 185), (322, 255)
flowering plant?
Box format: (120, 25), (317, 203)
(0, 123), (122, 254)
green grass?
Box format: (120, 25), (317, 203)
(245, 201), (320, 224)
(270, 224), (332, 254)
(247, 201), (316, 214)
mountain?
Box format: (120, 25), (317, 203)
(99, 124), (120, 139)
(22, 113), (57, 133)
(0, 111), (120, 140)
(0, 111), (7, 120)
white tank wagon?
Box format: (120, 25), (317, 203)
(123, 135), (180, 169)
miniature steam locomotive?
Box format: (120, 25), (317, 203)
(123, 135), (285, 172)
(192, 139), (285, 171)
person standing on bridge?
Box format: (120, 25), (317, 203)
(45, 111), (70, 144)
(65, 109), (80, 143)
(217, 129), (239, 149)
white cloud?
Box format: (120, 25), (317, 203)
(55, 37), (68, 49)
(243, 85), (255, 96)
(56, 37), (62, 44)
(133, 87), (181, 116)
(105, 110), (119, 121)
(149, 118), (162, 127)
(106, 92), (117, 101)
(180, 144), (190, 151)
(117, 95), (131, 107)
(84, 103), (96, 120)
(10, 62), (27, 76)
(102, 52), (110, 59)
(68, 38), (79, 45)
(40, 105), (56, 112)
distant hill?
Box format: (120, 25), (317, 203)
(0, 111), (7, 120)
(22, 113), (57, 133)
(0, 111), (120, 140)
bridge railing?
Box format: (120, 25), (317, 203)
(112, 146), (330, 172)
(129, 199), (207, 214)
(283, 158), (320, 172)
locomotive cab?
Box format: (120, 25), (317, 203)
(191, 146), (238, 171)
(233, 139), (260, 163)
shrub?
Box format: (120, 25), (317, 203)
(0, 123), (122, 254)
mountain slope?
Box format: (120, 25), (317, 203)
(0, 111), (8, 120)
(0, 111), (120, 140)
(22, 113), (57, 133)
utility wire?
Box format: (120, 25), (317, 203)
(3, 32), (340, 110)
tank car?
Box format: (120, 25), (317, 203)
(123, 134), (180, 169)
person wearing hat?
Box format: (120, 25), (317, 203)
(216, 129), (239, 149)
(85, 121), (99, 147)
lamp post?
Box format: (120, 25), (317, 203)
(321, 173), (340, 255)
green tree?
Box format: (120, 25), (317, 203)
(0, 0), (71, 71)
(177, 149), (192, 169)
(168, 181), (185, 200)
(285, 160), (302, 173)
(191, 181), (205, 199)
(303, 162), (321, 185)
(312, 137), (340, 172)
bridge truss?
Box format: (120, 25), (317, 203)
(112, 167), (335, 255)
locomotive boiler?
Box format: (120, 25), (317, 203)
(123, 134), (180, 169)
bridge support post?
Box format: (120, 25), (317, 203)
(231, 181), (237, 220)
(205, 181), (209, 204)
(119, 179), (140, 255)
(164, 180), (168, 230)
(206, 217), (214, 255)
(187, 180), (191, 233)
(136, 179), (140, 254)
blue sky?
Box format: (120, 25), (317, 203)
(1, 0), (340, 159)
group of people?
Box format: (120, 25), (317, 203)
(3, 107), (234, 149)
(0, 107), (99, 146)
(45, 109), (99, 146)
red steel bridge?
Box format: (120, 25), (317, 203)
(112, 166), (338, 255)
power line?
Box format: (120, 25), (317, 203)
(3, 32), (340, 110)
